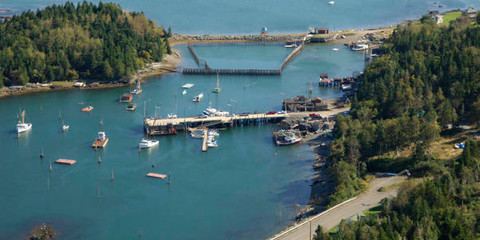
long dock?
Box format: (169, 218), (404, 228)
(144, 113), (287, 136)
(182, 68), (281, 75)
(188, 44), (201, 66)
(202, 128), (208, 152)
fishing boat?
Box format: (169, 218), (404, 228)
(182, 83), (195, 89)
(139, 139), (159, 149)
(167, 113), (177, 119)
(81, 106), (94, 112)
(212, 74), (221, 93)
(207, 140), (218, 148)
(126, 103), (137, 111)
(273, 130), (301, 146)
(284, 41), (298, 48)
(120, 93), (133, 103)
(351, 44), (368, 51)
(192, 92), (204, 102)
(131, 79), (143, 95)
(92, 131), (109, 148)
(16, 110), (32, 133)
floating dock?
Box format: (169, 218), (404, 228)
(147, 173), (167, 179)
(144, 113), (287, 136)
(92, 138), (109, 148)
(55, 159), (76, 165)
(202, 128), (208, 152)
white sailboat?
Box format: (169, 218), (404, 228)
(212, 74), (221, 93)
(16, 110), (32, 133)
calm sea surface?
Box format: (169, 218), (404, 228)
(1, 0), (479, 34)
(1, 0), (479, 239)
(1, 44), (364, 239)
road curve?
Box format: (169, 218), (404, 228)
(268, 176), (406, 240)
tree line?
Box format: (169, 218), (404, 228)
(326, 15), (480, 206)
(0, 1), (172, 87)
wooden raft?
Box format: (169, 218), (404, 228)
(55, 159), (76, 165)
(147, 173), (167, 179)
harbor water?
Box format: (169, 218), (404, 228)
(0, 44), (364, 239)
(2, 0), (480, 238)
(2, 0), (479, 34)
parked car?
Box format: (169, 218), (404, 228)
(266, 111), (277, 115)
(239, 112), (250, 116)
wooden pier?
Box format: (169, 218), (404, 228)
(202, 128), (208, 152)
(188, 44), (201, 66)
(144, 113), (287, 136)
(182, 68), (281, 75)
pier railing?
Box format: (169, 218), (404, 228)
(182, 68), (281, 75)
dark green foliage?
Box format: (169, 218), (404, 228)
(329, 141), (480, 240)
(0, 1), (169, 86)
(327, 22), (480, 206)
(326, 22), (480, 239)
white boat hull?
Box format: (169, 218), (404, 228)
(139, 140), (159, 149)
(17, 123), (32, 133)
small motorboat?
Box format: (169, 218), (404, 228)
(328, 1), (335, 5)
(332, 48), (339, 51)
(208, 129), (220, 137)
(207, 140), (218, 148)
(182, 83), (195, 89)
(16, 110), (32, 134)
(62, 124), (70, 132)
(126, 103), (137, 111)
(131, 79), (143, 95)
(190, 130), (204, 139)
(182, 89), (187, 95)
(192, 92), (204, 102)
(284, 42), (298, 48)
(167, 113), (177, 119)
(212, 74), (221, 93)
(81, 106), (94, 112)
(351, 44), (368, 51)
(139, 139), (159, 149)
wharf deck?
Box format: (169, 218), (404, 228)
(145, 113), (286, 127)
(202, 128), (208, 152)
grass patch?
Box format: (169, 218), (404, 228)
(364, 205), (382, 217)
(329, 226), (339, 234)
(50, 81), (73, 86)
(441, 11), (462, 25)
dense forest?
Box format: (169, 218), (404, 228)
(315, 140), (480, 240)
(0, 2), (171, 87)
(318, 15), (480, 239)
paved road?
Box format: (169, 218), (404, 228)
(269, 176), (405, 240)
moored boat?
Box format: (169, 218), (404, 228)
(62, 124), (70, 132)
(126, 103), (137, 111)
(192, 93), (204, 102)
(139, 139), (159, 149)
(131, 79), (143, 95)
(81, 106), (94, 112)
(273, 130), (301, 146)
(212, 74), (221, 93)
(351, 44), (368, 51)
(92, 131), (109, 148)
(16, 110), (32, 133)
(120, 93), (133, 103)
(284, 41), (298, 48)
(182, 83), (195, 89)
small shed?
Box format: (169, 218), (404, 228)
(261, 26), (268, 36)
(315, 28), (329, 34)
(463, 7), (477, 20)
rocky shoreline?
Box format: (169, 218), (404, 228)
(0, 49), (181, 99)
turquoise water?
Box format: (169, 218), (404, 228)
(0, 44), (364, 239)
(1, 0), (479, 34)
